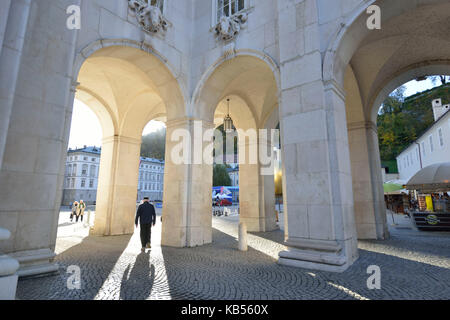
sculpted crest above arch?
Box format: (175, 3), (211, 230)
(128, 0), (170, 35)
(214, 13), (248, 42)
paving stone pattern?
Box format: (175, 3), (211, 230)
(16, 212), (450, 300)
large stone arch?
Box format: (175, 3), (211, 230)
(192, 51), (280, 232)
(323, 0), (450, 239)
(72, 40), (188, 237)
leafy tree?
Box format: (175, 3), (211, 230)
(140, 128), (166, 160)
(213, 164), (232, 187)
(377, 82), (450, 173)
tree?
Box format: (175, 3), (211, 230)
(377, 82), (450, 173)
(140, 128), (166, 160)
(430, 75), (449, 86)
(213, 164), (232, 187)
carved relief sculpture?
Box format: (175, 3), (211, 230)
(128, 0), (168, 34)
(214, 13), (248, 42)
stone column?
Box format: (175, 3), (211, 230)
(0, 228), (19, 300)
(0, 0), (31, 170)
(0, 0), (79, 277)
(239, 133), (278, 232)
(91, 135), (141, 236)
(238, 133), (277, 232)
(239, 137), (262, 232)
(278, 80), (359, 272)
(161, 119), (213, 247)
(276, 0), (358, 272)
(260, 132), (279, 232)
(348, 121), (389, 239)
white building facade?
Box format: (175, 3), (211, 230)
(63, 147), (164, 205)
(138, 158), (165, 201)
(397, 99), (450, 181)
(63, 147), (101, 205)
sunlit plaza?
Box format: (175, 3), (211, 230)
(14, 207), (450, 300)
(1, 0), (450, 303)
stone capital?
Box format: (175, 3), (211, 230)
(347, 121), (378, 134)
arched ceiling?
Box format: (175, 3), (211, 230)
(346, 0), (450, 120)
(195, 55), (278, 128)
(76, 46), (185, 139)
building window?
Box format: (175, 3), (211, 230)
(81, 179), (86, 188)
(66, 178), (70, 188)
(92, 158), (96, 162)
(90, 165), (96, 177)
(82, 164), (88, 176)
(71, 179), (75, 188)
(89, 180), (94, 188)
(72, 164), (77, 176)
(429, 135), (434, 153)
(438, 128), (444, 147)
(216, 0), (246, 21)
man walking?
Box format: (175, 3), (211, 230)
(135, 197), (156, 253)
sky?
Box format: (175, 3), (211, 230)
(68, 77), (444, 149)
(67, 99), (166, 149)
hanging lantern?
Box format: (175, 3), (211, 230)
(223, 98), (234, 133)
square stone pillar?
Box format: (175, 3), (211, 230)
(348, 121), (389, 239)
(90, 135), (141, 236)
(239, 133), (278, 232)
(0, 0), (78, 277)
(277, 80), (359, 272)
(161, 119), (213, 247)
(0, 0), (30, 170)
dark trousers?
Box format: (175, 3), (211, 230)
(140, 224), (152, 248)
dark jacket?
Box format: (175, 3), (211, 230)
(135, 202), (156, 226)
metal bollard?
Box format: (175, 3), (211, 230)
(238, 222), (248, 252)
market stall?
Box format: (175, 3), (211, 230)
(405, 162), (450, 231)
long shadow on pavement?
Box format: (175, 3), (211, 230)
(16, 234), (132, 300)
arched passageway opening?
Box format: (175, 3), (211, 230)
(73, 44), (185, 239)
(194, 54), (280, 233)
(326, 0), (450, 239)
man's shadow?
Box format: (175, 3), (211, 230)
(119, 252), (155, 300)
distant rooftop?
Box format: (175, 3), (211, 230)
(68, 146), (101, 155)
(67, 146), (164, 164)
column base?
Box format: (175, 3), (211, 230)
(0, 274), (18, 300)
(10, 249), (59, 278)
(278, 238), (358, 273)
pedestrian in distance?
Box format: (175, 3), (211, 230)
(78, 200), (86, 222)
(71, 201), (79, 222)
(135, 197), (156, 253)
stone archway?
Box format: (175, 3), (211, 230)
(324, 0), (450, 239)
(193, 53), (280, 233)
(73, 41), (187, 239)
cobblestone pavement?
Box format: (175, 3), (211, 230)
(16, 210), (450, 300)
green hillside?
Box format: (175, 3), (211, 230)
(377, 83), (450, 173)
